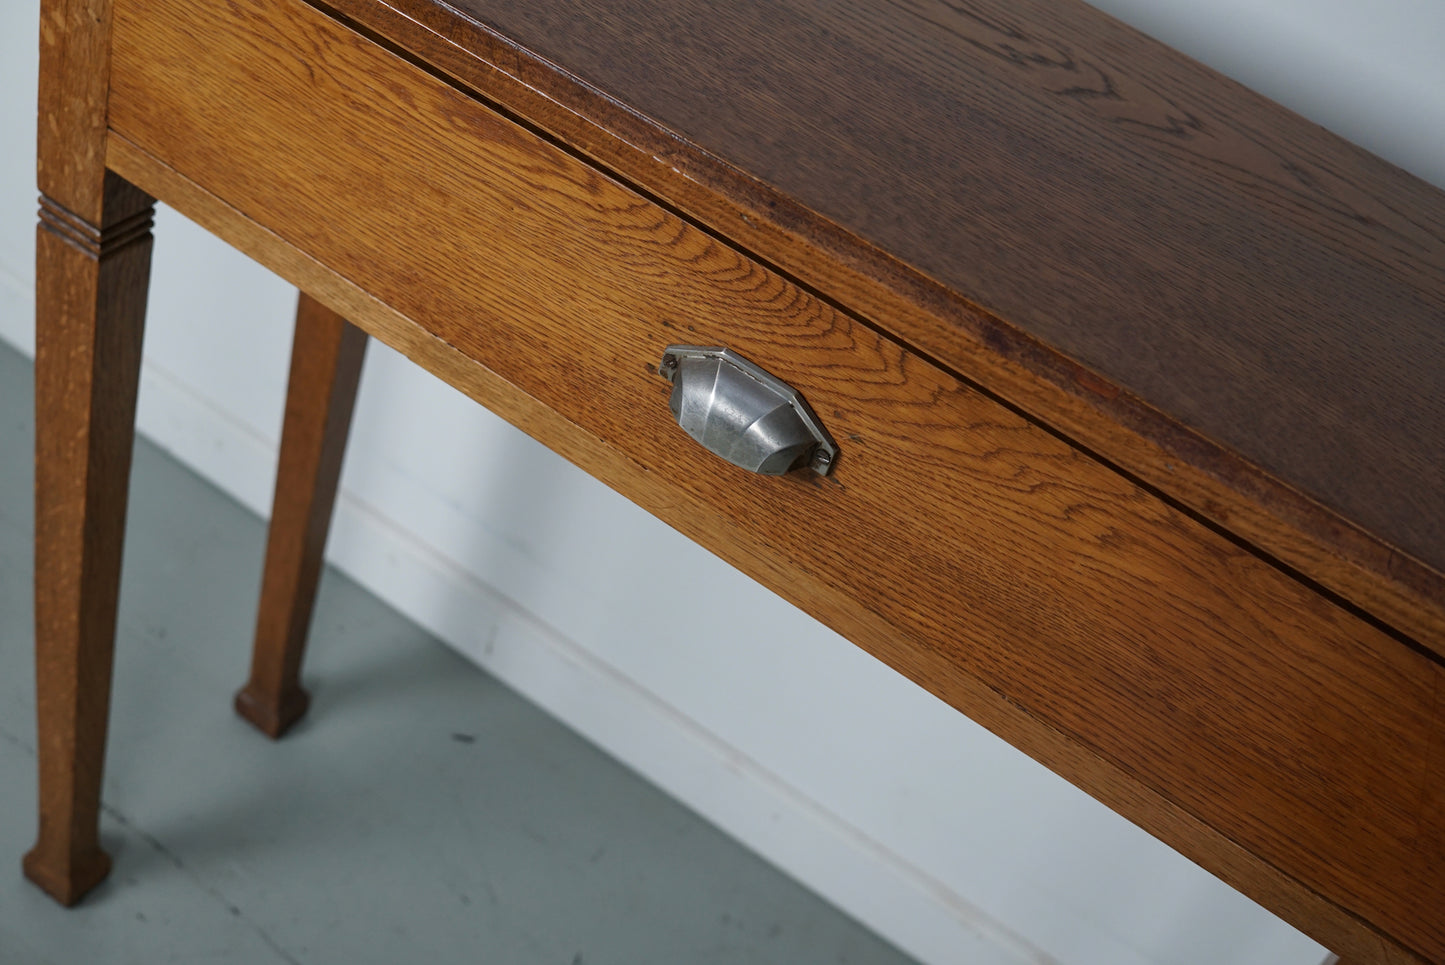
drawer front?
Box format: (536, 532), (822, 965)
(109, 0), (1443, 955)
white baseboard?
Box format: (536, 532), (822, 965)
(324, 489), (1048, 965)
(143, 359), (1046, 965)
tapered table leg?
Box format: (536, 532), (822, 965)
(24, 173), (154, 906)
(234, 293), (366, 739)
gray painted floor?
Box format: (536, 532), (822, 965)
(0, 339), (916, 965)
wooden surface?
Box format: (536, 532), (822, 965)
(27, 171), (154, 905)
(26, 0), (156, 909)
(320, 0), (1445, 652)
(235, 294), (367, 739)
(444, 0), (1445, 559)
(36, 0), (122, 222)
(110, 135), (1441, 965)
(105, 0), (1445, 959)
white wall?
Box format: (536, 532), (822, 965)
(9, 1), (1441, 962)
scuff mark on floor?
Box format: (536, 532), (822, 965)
(100, 802), (306, 965)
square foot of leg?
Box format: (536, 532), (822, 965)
(23, 844), (112, 907)
(234, 684), (310, 739)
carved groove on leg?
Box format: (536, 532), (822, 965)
(235, 683), (312, 740)
(39, 192), (155, 257)
(22, 844), (112, 908)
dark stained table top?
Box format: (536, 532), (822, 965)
(372, 0), (1445, 602)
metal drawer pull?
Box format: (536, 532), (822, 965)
(658, 345), (838, 476)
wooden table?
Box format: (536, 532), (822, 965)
(26, 0), (1445, 960)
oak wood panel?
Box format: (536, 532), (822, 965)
(107, 0), (1444, 958)
(320, 0), (1445, 654)
(107, 131), (1433, 965)
(407, 0), (1445, 568)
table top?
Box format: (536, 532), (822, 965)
(97, 0), (1445, 959)
(337, 0), (1445, 649)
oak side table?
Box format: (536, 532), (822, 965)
(27, 0), (1445, 961)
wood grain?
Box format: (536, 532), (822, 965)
(26, 0), (155, 909)
(108, 132), (1435, 965)
(235, 294), (366, 739)
(320, 0), (1445, 653)
(26, 173), (153, 906)
(106, 0), (1444, 959)
(37, 0), (124, 220)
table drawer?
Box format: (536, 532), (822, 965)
(108, 0), (1443, 954)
